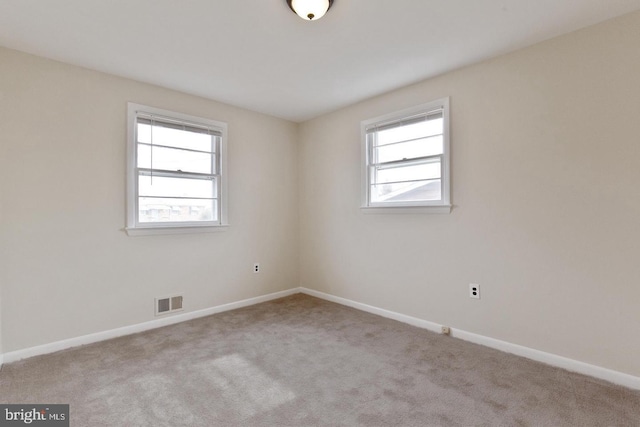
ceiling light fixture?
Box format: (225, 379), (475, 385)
(287, 0), (334, 21)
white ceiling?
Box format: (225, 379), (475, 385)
(1, 1), (640, 122)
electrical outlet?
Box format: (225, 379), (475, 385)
(469, 283), (480, 299)
(253, 263), (260, 273)
(441, 326), (451, 335)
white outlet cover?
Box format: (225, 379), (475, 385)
(469, 283), (480, 299)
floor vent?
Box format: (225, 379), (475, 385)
(155, 295), (184, 316)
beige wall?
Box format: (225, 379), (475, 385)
(0, 126), (4, 355)
(0, 47), (299, 352)
(2, 11), (639, 379)
(299, 11), (640, 377)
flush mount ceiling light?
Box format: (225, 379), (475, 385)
(287, 0), (334, 21)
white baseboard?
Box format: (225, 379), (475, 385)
(301, 287), (443, 334)
(3, 286), (639, 391)
(1, 288), (301, 364)
(300, 287), (640, 391)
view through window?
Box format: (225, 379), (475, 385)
(127, 104), (227, 234)
(363, 98), (450, 210)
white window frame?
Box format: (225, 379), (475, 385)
(361, 97), (451, 214)
(126, 103), (228, 236)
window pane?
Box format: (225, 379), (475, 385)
(139, 175), (216, 199)
(138, 144), (213, 174)
(376, 118), (443, 146)
(375, 135), (443, 164)
(138, 197), (217, 223)
(371, 179), (441, 203)
(375, 160), (441, 185)
(137, 123), (215, 152)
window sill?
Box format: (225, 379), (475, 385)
(360, 204), (452, 214)
(125, 225), (229, 236)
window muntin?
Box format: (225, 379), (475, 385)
(362, 98), (450, 210)
(127, 104), (227, 233)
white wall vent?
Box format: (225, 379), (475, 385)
(155, 295), (184, 316)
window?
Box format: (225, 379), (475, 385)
(361, 98), (451, 213)
(126, 103), (227, 235)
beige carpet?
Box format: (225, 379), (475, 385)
(1, 294), (639, 426)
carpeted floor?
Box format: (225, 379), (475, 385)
(1, 294), (639, 426)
